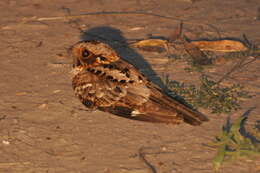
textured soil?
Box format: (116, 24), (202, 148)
(0, 0), (259, 172)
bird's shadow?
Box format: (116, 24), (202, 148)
(239, 107), (260, 143)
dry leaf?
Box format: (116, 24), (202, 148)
(191, 40), (248, 52)
(132, 39), (167, 48)
(132, 39), (168, 53)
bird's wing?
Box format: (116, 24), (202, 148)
(72, 59), (150, 110)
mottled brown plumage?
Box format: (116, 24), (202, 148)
(70, 41), (208, 125)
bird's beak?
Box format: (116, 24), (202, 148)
(73, 57), (81, 68)
(67, 45), (82, 68)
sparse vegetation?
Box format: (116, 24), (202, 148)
(164, 75), (251, 114)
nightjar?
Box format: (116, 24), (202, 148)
(70, 40), (208, 125)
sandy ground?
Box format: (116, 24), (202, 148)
(0, 0), (260, 172)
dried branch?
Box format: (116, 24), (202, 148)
(21, 11), (219, 31)
(138, 147), (157, 173)
(216, 55), (257, 84)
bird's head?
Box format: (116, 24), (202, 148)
(69, 41), (120, 68)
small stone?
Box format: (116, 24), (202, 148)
(38, 103), (47, 109)
(162, 146), (167, 151)
(2, 140), (10, 145)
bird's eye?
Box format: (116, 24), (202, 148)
(82, 49), (90, 58)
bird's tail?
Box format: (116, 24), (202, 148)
(140, 86), (209, 125)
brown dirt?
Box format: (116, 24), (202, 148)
(0, 0), (259, 172)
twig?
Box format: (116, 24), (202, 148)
(0, 162), (31, 167)
(22, 11), (219, 30)
(242, 34), (253, 48)
(25, 11), (184, 22)
(216, 55), (257, 84)
(138, 147), (157, 173)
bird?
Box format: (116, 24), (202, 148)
(70, 40), (208, 126)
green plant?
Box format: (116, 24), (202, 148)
(164, 75), (251, 114)
(209, 116), (260, 171)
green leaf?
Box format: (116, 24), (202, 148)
(213, 144), (227, 171)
